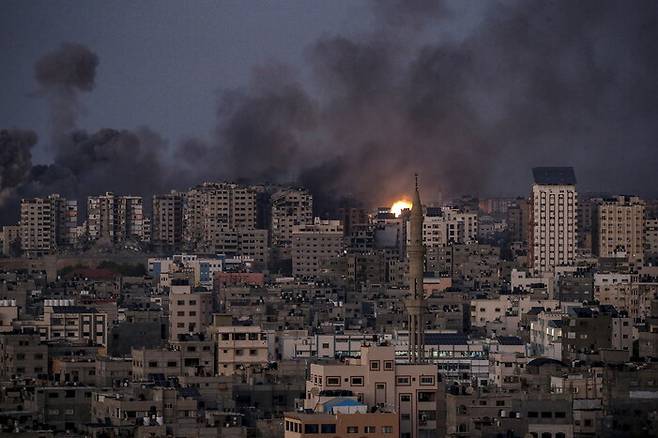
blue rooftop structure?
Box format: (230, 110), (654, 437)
(322, 398), (364, 413)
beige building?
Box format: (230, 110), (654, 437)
(0, 300), (18, 332)
(184, 182), (257, 250)
(0, 332), (48, 379)
(292, 218), (344, 278)
(271, 188), (313, 255)
(304, 345), (439, 438)
(594, 272), (645, 322)
(168, 280), (213, 341)
(132, 337), (214, 380)
(442, 207), (478, 244)
(208, 321), (271, 377)
(284, 411), (398, 438)
(412, 207), (478, 249)
(20, 194), (78, 255)
(87, 192), (145, 242)
(1, 225), (20, 255)
(152, 190), (185, 251)
(43, 305), (109, 346)
(237, 228), (269, 265)
(592, 196), (645, 263)
(646, 218), (658, 255)
(529, 167), (578, 273)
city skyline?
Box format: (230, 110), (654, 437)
(2, 3), (658, 436)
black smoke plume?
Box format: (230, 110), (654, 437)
(203, 0), (658, 208)
(34, 42), (99, 139)
(0, 129), (37, 211)
(3, 0), (658, 223)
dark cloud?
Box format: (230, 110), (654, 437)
(34, 42), (99, 138)
(3, 1), (658, 223)
(0, 129), (37, 220)
(214, 0), (658, 206)
(1, 44), (169, 222)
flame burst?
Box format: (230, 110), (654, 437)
(391, 199), (412, 217)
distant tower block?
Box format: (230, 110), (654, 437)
(406, 174), (426, 364)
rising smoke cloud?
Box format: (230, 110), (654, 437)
(2, 1), (658, 223)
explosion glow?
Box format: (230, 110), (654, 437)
(390, 199), (412, 217)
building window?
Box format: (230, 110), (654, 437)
(321, 424), (336, 433)
(382, 426), (393, 434)
(365, 426), (376, 433)
(350, 376), (364, 386)
(347, 426), (359, 433)
(397, 376), (410, 386)
(384, 360), (394, 370)
(304, 424), (319, 434)
(420, 376), (434, 385)
(418, 392), (435, 402)
(326, 376), (340, 386)
(370, 361), (380, 371)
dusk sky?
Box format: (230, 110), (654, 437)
(2, 0), (658, 222)
(1, 1), (376, 161)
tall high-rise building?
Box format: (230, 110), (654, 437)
(271, 188), (313, 256)
(529, 167), (577, 274)
(86, 193), (145, 243)
(592, 195), (645, 262)
(20, 198), (54, 256)
(291, 218), (343, 278)
(506, 197), (530, 243)
(184, 182), (257, 250)
(406, 176), (425, 364)
(20, 194), (78, 256)
(337, 207), (368, 237)
(152, 191), (185, 252)
(50, 194), (78, 247)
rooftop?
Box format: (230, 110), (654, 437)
(532, 167), (576, 185)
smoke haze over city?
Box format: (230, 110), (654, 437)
(2, 0), (658, 223)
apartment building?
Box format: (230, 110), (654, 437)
(184, 182), (257, 249)
(0, 332), (48, 379)
(412, 207), (478, 249)
(593, 272), (644, 321)
(292, 218), (344, 278)
(592, 195), (645, 263)
(529, 167), (578, 274)
(237, 228), (269, 266)
(43, 305), (109, 347)
(284, 410), (398, 438)
(2, 225), (20, 255)
(168, 279), (213, 341)
(207, 322), (271, 377)
(304, 345), (439, 438)
(0, 300), (18, 332)
(87, 192), (145, 242)
(506, 198), (530, 243)
(149, 254), (224, 289)
(152, 190), (185, 251)
(562, 306), (632, 362)
(271, 188), (313, 256)
(132, 337), (214, 380)
(20, 194), (78, 255)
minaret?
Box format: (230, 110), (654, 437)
(406, 174), (426, 363)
